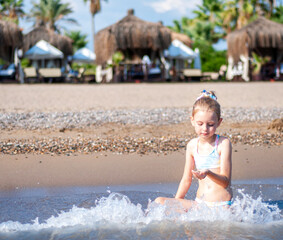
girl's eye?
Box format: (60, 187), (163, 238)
(197, 122), (203, 126)
(208, 123), (215, 127)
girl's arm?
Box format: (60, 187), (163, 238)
(175, 140), (195, 199)
(192, 138), (232, 188)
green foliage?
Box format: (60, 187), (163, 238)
(191, 20), (222, 44)
(20, 58), (30, 68)
(0, 0), (25, 24)
(65, 31), (88, 52)
(84, 67), (96, 75)
(71, 62), (96, 75)
(0, 58), (7, 65)
(201, 51), (227, 72)
(251, 52), (270, 74)
(192, 0), (224, 43)
(168, 1), (226, 45)
(29, 0), (77, 33)
(169, 0), (283, 74)
(112, 51), (124, 66)
(193, 40), (227, 72)
(171, 0), (283, 48)
(271, 6), (283, 24)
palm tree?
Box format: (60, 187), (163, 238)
(170, 19), (182, 33)
(0, 0), (25, 24)
(82, 0), (107, 48)
(65, 30), (88, 52)
(267, 0), (275, 16)
(193, 0), (223, 24)
(255, 0), (276, 17)
(236, 0), (255, 29)
(271, 5), (283, 23)
(170, 0), (279, 45)
(220, 0), (269, 34)
(168, 17), (194, 37)
(220, 0), (238, 34)
(30, 0), (77, 33)
(220, 0), (253, 33)
(191, 0), (225, 42)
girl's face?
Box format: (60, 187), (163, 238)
(191, 110), (222, 140)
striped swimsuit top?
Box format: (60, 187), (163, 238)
(194, 135), (220, 170)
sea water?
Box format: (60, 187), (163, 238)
(0, 180), (282, 240)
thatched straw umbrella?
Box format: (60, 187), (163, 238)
(171, 31), (192, 47)
(227, 17), (283, 81)
(227, 17), (283, 62)
(95, 9), (172, 65)
(23, 27), (73, 56)
(0, 20), (23, 62)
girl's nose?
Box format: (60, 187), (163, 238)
(202, 124), (208, 130)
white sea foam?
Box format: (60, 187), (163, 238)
(0, 191), (282, 234)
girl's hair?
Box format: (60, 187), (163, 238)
(192, 90), (221, 120)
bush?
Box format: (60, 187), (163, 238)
(20, 58), (30, 68)
(193, 40), (227, 72)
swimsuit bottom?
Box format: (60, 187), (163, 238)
(195, 198), (232, 207)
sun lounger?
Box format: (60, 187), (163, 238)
(183, 69), (202, 77)
(23, 67), (38, 82)
(38, 68), (61, 78)
(183, 69), (203, 81)
(183, 69), (217, 81)
(202, 72), (219, 81)
(38, 68), (63, 83)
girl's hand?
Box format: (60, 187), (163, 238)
(192, 170), (209, 180)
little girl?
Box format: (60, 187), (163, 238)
(155, 90), (232, 210)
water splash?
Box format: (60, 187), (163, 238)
(230, 189), (282, 223)
(0, 191), (282, 234)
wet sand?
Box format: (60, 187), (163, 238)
(0, 144), (282, 190)
(0, 82), (282, 190)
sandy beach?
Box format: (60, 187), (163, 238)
(1, 82), (283, 112)
(0, 82), (282, 190)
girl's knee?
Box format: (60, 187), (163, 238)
(155, 197), (166, 204)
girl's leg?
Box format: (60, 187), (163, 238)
(155, 197), (196, 211)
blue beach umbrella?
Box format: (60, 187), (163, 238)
(24, 40), (64, 60)
(164, 39), (196, 60)
(194, 48), (201, 70)
(72, 48), (96, 63)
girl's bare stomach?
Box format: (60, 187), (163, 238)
(196, 169), (232, 202)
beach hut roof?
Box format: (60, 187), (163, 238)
(170, 32), (193, 47)
(227, 16), (283, 62)
(95, 9), (172, 65)
(0, 20), (23, 62)
(23, 27), (73, 56)
(72, 47), (96, 63)
(24, 40), (64, 60)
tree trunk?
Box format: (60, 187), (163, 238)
(268, 0), (274, 18)
(91, 13), (95, 50)
(237, 0), (245, 29)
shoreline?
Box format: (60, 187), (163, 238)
(0, 144), (282, 191)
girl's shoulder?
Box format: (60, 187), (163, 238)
(186, 137), (198, 151)
(218, 135), (231, 144)
(217, 135), (232, 151)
